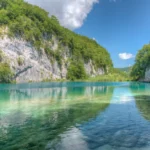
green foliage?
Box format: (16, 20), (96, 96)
(0, 9), (9, 25)
(45, 47), (62, 66)
(88, 68), (131, 82)
(0, 0), (113, 80)
(17, 56), (24, 66)
(117, 66), (132, 74)
(0, 63), (12, 83)
(67, 61), (87, 80)
(135, 95), (150, 121)
(131, 44), (150, 80)
(110, 68), (129, 77)
(88, 74), (130, 82)
(0, 50), (4, 62)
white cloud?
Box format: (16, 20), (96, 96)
(25, 0), (99, 30)
(92, 37), (96, 41)
(119, 53), (134, 60)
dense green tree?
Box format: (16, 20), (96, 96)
(0, 63), (12, 83)
(131, 44), (150, 80)
(0, 9), (9, 25)
(67, 61), (87, 80)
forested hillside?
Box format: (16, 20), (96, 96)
(130, 44), (150, 81)
(117, 67), (131, 74)
(0, 0), (114, 82)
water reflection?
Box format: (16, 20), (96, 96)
(130, 83), (150, 120)
(135, 95), (150, 121)
(49, 84), (150, 150)
(0, 83), (114, 150)
(1, 82), (150, 150)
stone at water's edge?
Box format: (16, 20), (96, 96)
(143, 67), (150, 82)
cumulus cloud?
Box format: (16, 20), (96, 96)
(92, 37), (96, 41)
(119, 53), (134, 60)
(25, 0), (99, 30)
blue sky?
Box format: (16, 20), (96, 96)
(27, 0), (150, 68)
(75, 0), (150, 68)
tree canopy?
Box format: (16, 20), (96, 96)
(130, 44), (150, 80)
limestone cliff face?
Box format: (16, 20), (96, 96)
(142, 67), (150, 82)
(0, 36), (105, 83)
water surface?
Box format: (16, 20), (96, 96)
(0, 82), (150, 150)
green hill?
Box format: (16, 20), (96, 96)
(117, 67), (132, 74)
(0, 0), (114, 82)
(0, 0), (131, 82)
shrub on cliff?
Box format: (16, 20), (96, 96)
(67, 61), (87, 80)
(0, 63), (12, 83)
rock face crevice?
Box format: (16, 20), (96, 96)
(13, 66), (33, 79)
(0, 36), (105, 83)
(142, 67), (150, 82)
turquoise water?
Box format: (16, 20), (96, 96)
(0, 82), (150, 150)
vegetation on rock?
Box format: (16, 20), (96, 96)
(88, 68), (131, 82)
(67, 61), (87, 80)
(0, 63), (12, 83)
(0, 0), (112, 77)
(0, 0), (132, 82)
(130, 44), (150, 80)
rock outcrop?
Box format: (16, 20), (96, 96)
(0, 36), (105, 83)
(141, 67), (150, 82)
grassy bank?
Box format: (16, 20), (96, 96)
(87, 73), (131, 82)
(86, 68), (131, 82)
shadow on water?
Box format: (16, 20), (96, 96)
(0, 84), (114, 150)
(135, 95), (150, 121)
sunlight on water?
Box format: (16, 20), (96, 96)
(0, 82), (150, 150)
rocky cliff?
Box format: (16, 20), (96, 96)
(0, 35), (105, 83)
(140, 67), (150, 82)
(0, 0), (113, 83)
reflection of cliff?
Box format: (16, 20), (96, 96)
(0, 85), (114, 150)
(129, 82), (150, 95)
(135, 95), (150, 121)
(0, 84), (114, 102)
(0, 101), (111, 150)
(0, 85), (114, 127)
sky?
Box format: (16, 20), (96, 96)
(26, 0), (150, 68)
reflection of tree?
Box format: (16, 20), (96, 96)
(129, 83), (150, 121)
(130, 82), (150, 94)
(0, 102), (111, 150)
(0, 86), (114, 150)
(135, 95), (150, 121)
